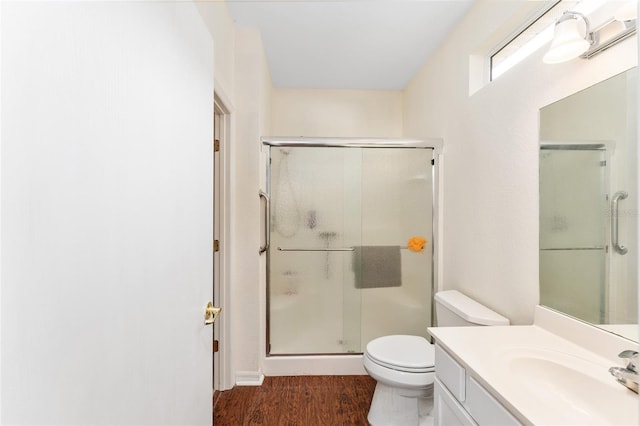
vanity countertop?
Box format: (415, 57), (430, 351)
(428, 307), (639, 425)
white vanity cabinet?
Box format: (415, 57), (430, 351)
(434, 344), (521, 426)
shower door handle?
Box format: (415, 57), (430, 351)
(611, 191), (628, 255)
(259, 191), (270, 254)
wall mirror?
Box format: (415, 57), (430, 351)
(539, 67), (638, 342)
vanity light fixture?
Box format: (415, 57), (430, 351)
(543, 6), (637, 64)
(543, 11), (592, 64)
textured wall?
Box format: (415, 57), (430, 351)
(271, 88), (403, 137)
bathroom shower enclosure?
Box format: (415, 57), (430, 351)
(260, 138), (438, 356)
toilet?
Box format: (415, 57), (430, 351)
(363, 290), (510, 426)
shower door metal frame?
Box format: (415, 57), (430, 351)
(261, 137), (442, 356)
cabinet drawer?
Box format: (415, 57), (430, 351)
(466, 376), (521, 426)
(435, 378), (477, 426)
(435, 344), (466, 402)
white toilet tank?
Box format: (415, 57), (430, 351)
(434, 290), (510, 326)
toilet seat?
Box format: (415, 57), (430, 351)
(365, 335), (435, 373)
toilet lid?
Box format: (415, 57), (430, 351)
(365, 335), (435, 373)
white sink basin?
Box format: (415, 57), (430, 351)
(499, 347), (638, 425)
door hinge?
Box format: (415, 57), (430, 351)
(214, 139), (220, 152)
(431, 159), (435, 166)
(214, 240), (220, 252)
(213, 340), (219, 353)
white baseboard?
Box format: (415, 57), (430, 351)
(235, 371), (265, 386)
(262, 355), (366, 376)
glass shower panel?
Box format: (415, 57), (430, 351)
(268, 147), (362, 355)
(358, 148), (433, 347)
(539, 148), (607, 322)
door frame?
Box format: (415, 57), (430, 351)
(214, 83), (234, 391)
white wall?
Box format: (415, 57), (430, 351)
(1, 2), (214, 423)
(403, 0), (638, 324)
(195, 1), (236, 94)
(271, 89), (403, 137)
(232, 28), (273, 382)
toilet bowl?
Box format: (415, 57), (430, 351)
(363, 335), (435, 426)
(363, 290), (510, 426)
(364, 335), (435, 392)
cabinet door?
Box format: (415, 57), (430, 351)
(434, 379), (477, 426)
(466, 377), (521, 426)
(435, 344), (467, 401)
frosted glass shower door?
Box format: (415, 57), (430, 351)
(267, 145), (434, 355)
(268, 147), (363, 354)
(357, 148), (433, 348)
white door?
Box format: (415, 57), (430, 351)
(1, 2), (214, 424)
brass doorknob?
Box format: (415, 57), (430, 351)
(204, 301), (221, 325)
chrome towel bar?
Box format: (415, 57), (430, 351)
(277, 246), (412, 252)
(277, 247), (354, 252)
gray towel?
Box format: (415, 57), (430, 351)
(353, 246), (401, 288)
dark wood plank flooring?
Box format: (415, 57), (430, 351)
(213, 375), (376, 425)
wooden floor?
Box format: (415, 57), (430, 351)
(213, 375), (376, 425)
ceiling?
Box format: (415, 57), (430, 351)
(226, 0), (475, 90)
